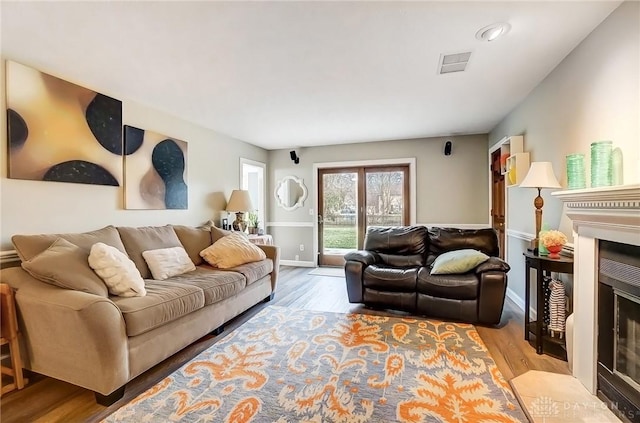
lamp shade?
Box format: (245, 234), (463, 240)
(226, 190), (253, 212)
(519, 162), (561, 189)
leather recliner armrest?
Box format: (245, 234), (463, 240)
(344, 250), (380, 266)
(475, 256), (510, 274)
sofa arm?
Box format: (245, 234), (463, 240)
(475, 257), (510, 274)
(257, 244), (280, 292)
(477, 271), (508, 325)
(1, 267), (129, 395)
(344, 250), (379, 266)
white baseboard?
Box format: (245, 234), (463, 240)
(506, 287), (537, 320)
(280, 260), (315, 268)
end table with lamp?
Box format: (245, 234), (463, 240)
(523, 252), (573, 360)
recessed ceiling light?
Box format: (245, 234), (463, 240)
(476, 23), (511, 42)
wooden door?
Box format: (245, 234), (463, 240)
(491, 150), (506, 259)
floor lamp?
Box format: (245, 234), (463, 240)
(519, 162), (561, 255)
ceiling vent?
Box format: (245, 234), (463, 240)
(438, 52), (472, 74)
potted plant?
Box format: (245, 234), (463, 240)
(247, 211), (259, 235)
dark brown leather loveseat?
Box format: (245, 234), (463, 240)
(344, 226), (510, 325)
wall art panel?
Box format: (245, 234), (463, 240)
(124, 125), (188, 210)
(6, 60), (123, 186)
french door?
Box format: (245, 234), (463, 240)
(318, 165), (409, 266)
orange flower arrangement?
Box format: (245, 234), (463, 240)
(539, 230), (567, 248)
(540, 230), (567, 259)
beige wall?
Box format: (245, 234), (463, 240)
(489, 1), (639, 301)
(268, 134), (490, 263)
(0, 60), (267, 250)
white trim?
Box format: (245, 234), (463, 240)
(313, 157), (417, 267)
(506, 287), (538, 320)
(280, 260), (315, 268)
(0, 250), (20, 264)
(507, 229), (534, 241)
(266, 222), (314, 227)
(506, 287), (525, 311)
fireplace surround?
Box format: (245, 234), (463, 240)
(554, 184), (640, 422)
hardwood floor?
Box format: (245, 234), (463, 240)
(0, 266), (569, 422)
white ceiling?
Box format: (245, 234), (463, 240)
(1, 1), (621, 150)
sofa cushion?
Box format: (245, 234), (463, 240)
(12, 225), (127, 262)
(363, 226), (428, 266)
(200, 233), (266, 269)
(210, 226), (234, 244)
(142, 246), (196, 280)
(21, 238), (109, 297)
(117, 226), (183, 279)
(417, 267), (479, 300)
(89, 243), (146, 297)
(172, 225), (212, 266)
(427, 228), (499, 264)
(430, 249), (489, 275)
(227, 259), (274, 285)
(164, 266), (246, 305)
(363, 265), (418, 292)
(111, 280), (205, 336)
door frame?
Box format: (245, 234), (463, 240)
(313, 158), (417, 267)
(488, 141), (510, 260)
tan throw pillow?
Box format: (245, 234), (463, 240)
(200, 233), (266, 269)
(21, 238), (109, 297)
(142, 246), (196, 280)
(88, 243), (146, 297)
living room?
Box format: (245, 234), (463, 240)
(1, 1), (638, 422)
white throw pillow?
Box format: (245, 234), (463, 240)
(142, 246), (196, 280)
(88, 242), (146, 297)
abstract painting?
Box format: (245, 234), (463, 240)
(124, 125), (188, 209)
(6, 61), (122, 186)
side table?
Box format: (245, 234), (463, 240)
(248, 234), (274, 246)
(523, 252), (573, 360)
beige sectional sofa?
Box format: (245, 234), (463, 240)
(1, 224), (280, 405)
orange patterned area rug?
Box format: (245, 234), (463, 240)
(104, 306), (526, 422)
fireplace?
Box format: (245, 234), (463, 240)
(553, 184), (640, 419)
(597, 240), (640, 422)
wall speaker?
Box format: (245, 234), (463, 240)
(290, 150), (300, 164)
(444, 141), (452, 156)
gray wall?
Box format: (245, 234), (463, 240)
(0, 60), (267, 250)
(268, 134), (490, 263)
(488, 1), (639, 303)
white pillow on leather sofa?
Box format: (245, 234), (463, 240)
(89, 242), (146, 297)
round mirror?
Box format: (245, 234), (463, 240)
(275, 176), (307, 211)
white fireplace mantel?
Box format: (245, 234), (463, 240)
(552, 184), (640, 394)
